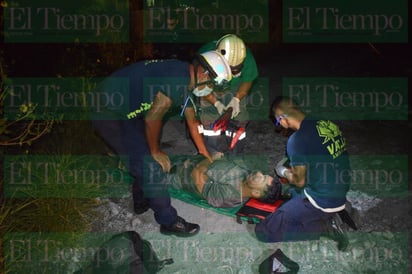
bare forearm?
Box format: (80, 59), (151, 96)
(145, 91), (171, 154)
(187, 120), (211, 158)
(145, 119), (162, 154)
(203, 93), (217, 104)
(191, 158), (211, 193)
(235, 82), (253, 100)
(195, 158), (211, 171)
(184, 108), (212, 161)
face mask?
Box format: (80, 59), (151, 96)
(232, 71), (242, 78)
(191, 63), (215, 96)
(231, 64), (243, 78)
(192, 85), (213, 97)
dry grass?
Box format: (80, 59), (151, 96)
(0, 171), (104, 272)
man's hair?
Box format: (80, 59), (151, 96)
(257, 178), (282, 204)
(269, 96), (301, 124)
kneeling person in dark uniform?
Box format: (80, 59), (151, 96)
(255, 96), (351, 251)
(91, 51), (232, 237)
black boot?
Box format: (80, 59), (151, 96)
(132, 183), (150, 214)
(133, 199), (150, 215)
(160, 216), (200, 237)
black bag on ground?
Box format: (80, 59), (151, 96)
(258, 249), (299, 274)
(75, 231), (173, 274)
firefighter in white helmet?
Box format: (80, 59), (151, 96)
(190, 50), (232, 97)
(197, 34), (259, 155)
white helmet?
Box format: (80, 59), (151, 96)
(197, 50), (232, 85)
(216, 34), (246, 68)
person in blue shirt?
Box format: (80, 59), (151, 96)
(255, 96), (351, 250)
(91, 51), (232, 237)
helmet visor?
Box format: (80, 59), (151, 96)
(195, 54), (218, 79)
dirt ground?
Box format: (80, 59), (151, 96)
(3, 45), (410, 273)
(87, 46), (411, 273)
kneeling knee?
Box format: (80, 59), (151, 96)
(255, 224), (282, 243)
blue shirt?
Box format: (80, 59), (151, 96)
(96, 59), (190, 119)
(287, 117), (351, 210)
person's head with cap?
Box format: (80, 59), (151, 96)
(216, 34), (246, 78)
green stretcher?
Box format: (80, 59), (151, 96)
(168, 188), (284, 224)
(168, 188), (243, 218)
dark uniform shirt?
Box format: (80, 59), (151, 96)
(287, 117), (351, 211)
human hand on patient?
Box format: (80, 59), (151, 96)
(152, 151), (171, 172)
(226, 97), (240, 118)
(214, 100), (226, 115)
(211, 151), (224, 161)
(275, 157), (290, 179)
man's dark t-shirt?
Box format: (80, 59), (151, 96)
(287, 117), (351, 211)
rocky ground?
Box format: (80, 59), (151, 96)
(89, 115), (410, 273)
(63, 46), (410, 273)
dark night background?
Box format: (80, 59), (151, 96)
(1, 0), (411, 273)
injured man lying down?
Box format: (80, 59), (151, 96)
(167, 154), (282, 208)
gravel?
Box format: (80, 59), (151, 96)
(87, 48), (412, 273)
